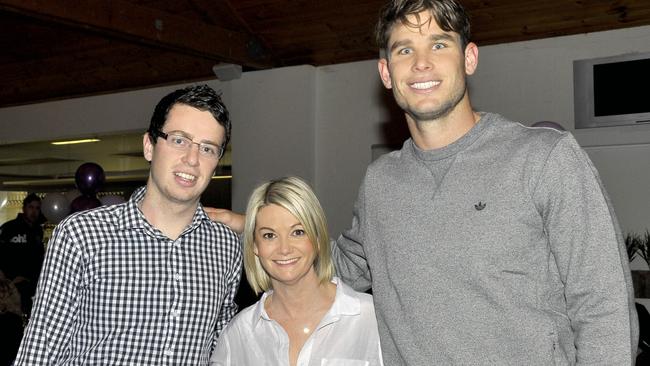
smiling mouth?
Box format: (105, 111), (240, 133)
(410, 80), (440, 90)
(175, 172), (197, 181)
(274, 258), (299, 265)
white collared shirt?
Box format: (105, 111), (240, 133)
(211, 277), (383, 366)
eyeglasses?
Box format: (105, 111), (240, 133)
(153, 130), (224, 159)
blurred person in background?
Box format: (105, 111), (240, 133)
(0, 193), (44, 317)
(0, 193), (44, 365)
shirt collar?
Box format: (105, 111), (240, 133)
(327, 277), (361, 317)
(118, 186), (211, 236)
(251, 277), (361, 328)
(251, 291), (271, 328)
(407, 111), (492, 162)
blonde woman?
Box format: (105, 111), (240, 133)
(211, 177), (382, 366)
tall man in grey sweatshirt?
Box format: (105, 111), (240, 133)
(331, 0), (639, 364)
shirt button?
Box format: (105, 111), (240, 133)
(163, 349), (173, 356)
(171, 310), (180, 318)
(174, 273), (181, 281)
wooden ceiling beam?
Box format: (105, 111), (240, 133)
(0, 0), (273, 69)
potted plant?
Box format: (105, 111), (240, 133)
(627, 230), (650, 298)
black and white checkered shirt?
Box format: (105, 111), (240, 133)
(14, 186), (242, 365)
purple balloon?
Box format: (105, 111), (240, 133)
(70, 195), (102, 214)
(75, 162), (106, 195)
(531, 121), (565, 131)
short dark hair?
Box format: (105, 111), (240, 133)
(147, 84), (231, 150)
(375, 0), (471, 52)
(23, 193), (41, 207)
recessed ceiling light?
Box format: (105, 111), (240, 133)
(51, 138), (101, 145)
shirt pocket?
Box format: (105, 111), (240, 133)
(320, 359), (369, 366)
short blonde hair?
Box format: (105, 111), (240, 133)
(243, 176), (334, 294)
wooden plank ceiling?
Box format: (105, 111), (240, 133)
(1, 0), (650, 108)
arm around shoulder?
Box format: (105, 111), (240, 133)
(331, 183), (373, 292)
(205, 208), (245, 235)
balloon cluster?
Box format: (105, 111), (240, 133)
(40, 162), (125, 224)
(70, 162), (105, 214)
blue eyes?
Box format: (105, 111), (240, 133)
(395, 43), (446, 56)
(260, 229), (306, 240)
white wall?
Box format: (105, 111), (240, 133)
(315, 61), (398, 235)
(229, 65), (316, 212)
(2, 25), (650, 244)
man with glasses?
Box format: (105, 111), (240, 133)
(14, 85), (242, 365)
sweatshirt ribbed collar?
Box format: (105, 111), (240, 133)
(408, 112), (493, 161)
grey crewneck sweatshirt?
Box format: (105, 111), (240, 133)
(333, 112), (638, 365)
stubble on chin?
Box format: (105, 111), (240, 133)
(400, 84), (467, 123)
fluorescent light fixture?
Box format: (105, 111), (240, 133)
(51, 138), (101, 145)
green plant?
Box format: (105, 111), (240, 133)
(626, 230), (650, 266)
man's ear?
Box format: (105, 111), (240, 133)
(378, 58), (393, 89)
(143, 132), (153, 162)
(464, 42), (479, 76)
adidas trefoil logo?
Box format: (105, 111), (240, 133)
(474, 201), (486, 211)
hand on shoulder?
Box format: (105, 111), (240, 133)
(204, 207), (245, 234)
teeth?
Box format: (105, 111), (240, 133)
(275, 258), (299, 265)
(176, 172), (196, 181)
(411, 81), (439, 89)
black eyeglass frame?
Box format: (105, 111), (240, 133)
(151, 129), (225, 159)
